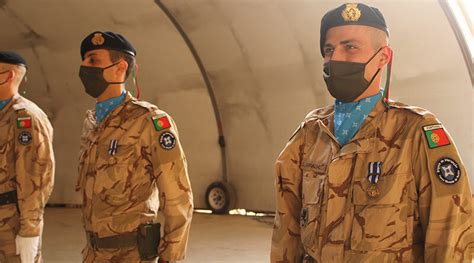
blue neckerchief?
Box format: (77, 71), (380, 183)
(0, 98), (12, 111)
(95, 90), (126, 124)
(334, 92), (382, 146)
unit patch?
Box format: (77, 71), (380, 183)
(159, 132), (176, 150)
(18, 131), (32, 145)
(435, 157), (461, 184)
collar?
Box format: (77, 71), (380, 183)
(318, 98), (388, 158)
(86, 91), (135, 129)
(0, 97), (12, 111)
(95, 90), (127, 124)
(0, 93), (22, 121)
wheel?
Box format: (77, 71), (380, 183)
(205, 181), (235, 214)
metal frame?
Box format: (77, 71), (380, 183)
(154, 1), (229, 183)
(439, 0), (474, 86)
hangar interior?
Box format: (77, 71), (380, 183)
(0, 0), (472, 262)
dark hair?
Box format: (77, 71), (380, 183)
(108, 50), (136, 79)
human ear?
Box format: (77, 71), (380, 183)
(116, 60), (128, 79)
(378, 46), (391, 67)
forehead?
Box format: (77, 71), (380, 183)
(83, 49), (110, 59)
(0, 63), (13, 70)
(324, 25), (372, 45)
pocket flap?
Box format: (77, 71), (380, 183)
(302, 166), (326, 204)
(352, 173), (408, 205)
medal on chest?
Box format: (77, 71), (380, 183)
(367, 161), (382, 198)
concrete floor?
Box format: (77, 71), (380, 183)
(42, 208), (273, 263)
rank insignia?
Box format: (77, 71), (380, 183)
(341, 3), (362, 22)
(108, 139), (118, 156)
(367, 161), (382, 198)
(435, 157), (461, 184)
(152, 115), (171, 131)
(17, 117), (31, 129)
(18, 131), (32, 145)
(423, 124), (450, 149)
(91, 33), (105, 46)
(159, 132), (176, 150)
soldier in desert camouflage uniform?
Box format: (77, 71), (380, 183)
(271, 3), (473, 263)
(0, 51), (55, 263)
(76, 31), (193, 263)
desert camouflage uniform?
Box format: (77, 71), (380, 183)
(76, 92), (193, 263)
(271, 100), (473, 262)
(0, 94), (55, 263)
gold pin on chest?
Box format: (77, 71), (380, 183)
(367, 184), (380, 198)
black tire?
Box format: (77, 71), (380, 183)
(205, 181), (235, 214)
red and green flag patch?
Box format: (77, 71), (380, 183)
(17, 117), (31, 129)
(423, 124), (450, 149)
(152, 115), (171, 131)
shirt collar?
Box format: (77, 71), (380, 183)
(0, 97), (12, 111)
(95, 90), (127, 124)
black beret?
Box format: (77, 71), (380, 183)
(80, 31), (136, 60)
(0, 51), (27, 67)
(320, 3), (389, 56)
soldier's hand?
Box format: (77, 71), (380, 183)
(15, 235), (39, 263)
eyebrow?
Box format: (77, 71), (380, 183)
(324, 39), (361, 48)
(85, 52), (98, 58)
(340, 39), (360, 45)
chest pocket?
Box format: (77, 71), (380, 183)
(300, 165), (326, 249)
(350, 172), (410, 251)
(94, 143), (138, 208)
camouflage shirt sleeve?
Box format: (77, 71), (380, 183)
(412, 116), (473, 262)
(148, 112), (193, 261)
(76, 112), (94, 192)
(271, 123), (305, 262)
(14, 112), (55, 237)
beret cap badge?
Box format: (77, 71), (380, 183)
(341, 3), (362, 22)
(91, 33), (105, 46)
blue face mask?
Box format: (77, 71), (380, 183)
(334, 92), (382, 146)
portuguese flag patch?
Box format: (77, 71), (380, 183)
(423, 124), (450, 149)
(152, 115), (171, 131)
(17, 117), (32, 129)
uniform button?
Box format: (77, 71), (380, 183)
(108, 157), (115, 164)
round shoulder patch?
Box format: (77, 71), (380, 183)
(159, 132), (176, 150)
(435, 157), (461, 184)
(18, 131), (32, 145)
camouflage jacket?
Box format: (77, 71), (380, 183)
(271, 100), (473, 262)
(76, 92), (193, 261)
(0, 94), (55, 238)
